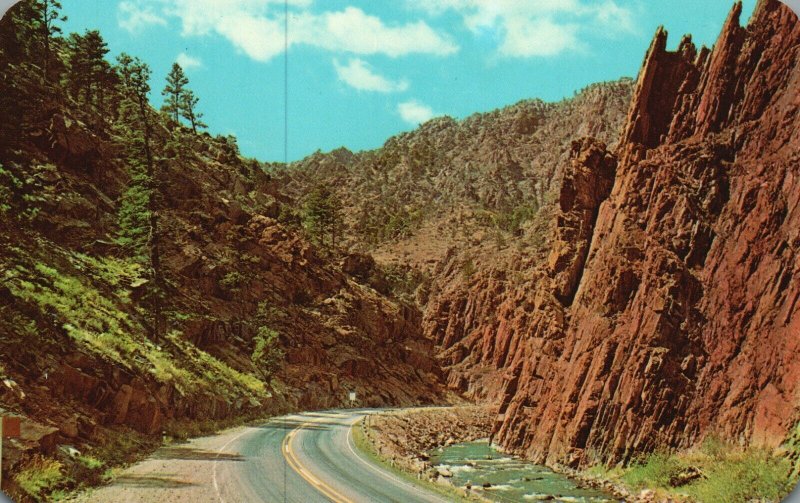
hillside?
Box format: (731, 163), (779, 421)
(0, 4), (446, 500)
(277, 79), (633, 274)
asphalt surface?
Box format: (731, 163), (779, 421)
(78, 409), (452, 503)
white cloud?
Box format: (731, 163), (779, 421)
(499, 17), (579, 57)
(291, 7), (457, 57)
(333, 58), (409, 93)
(407, 0), (636, 58)
(398, 99), (437, 125)
(118, 0), (167, 33)
(215, 13), (285, 61)
(176, 52), (203, 70)
(592, 1), (636, 34)
(118, 1), (458, 62)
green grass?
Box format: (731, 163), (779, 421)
(621, 451), (686, 489)
(14, 456), (69, 502)
(683, 453), (791, 502)
(77, 455), (104, 470)
(785, 420), (800, 480)
(351, 418), (484, 502)
(595, 437), (795, 503)
(3, 247), (269, 401)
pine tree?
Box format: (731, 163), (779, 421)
(38, 0), (66, 81)
(117, 53), (152, 161)
(2, 1), (64, 153)
(117, 53), (164, 341)
(0, 4), (31, 155)
(180, 89), (206, 133)
(66, 32), (89, 100)
(302, 186), (342, 248)
(84, 30), (113, 108)
(67, 30), (113, 109)
(5, 2), (35, 63)
(161, 62), (188, 125)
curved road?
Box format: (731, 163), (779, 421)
(79, 409), (451, 503)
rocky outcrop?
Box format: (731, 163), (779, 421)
(280, 79), (633, 272)
(362, 407), (492, 475)
(424, 138), (619, 403)
(549, 139), (617, 304)
(425, 0), (800, 468)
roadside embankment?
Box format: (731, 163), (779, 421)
(358, 406), (491, 480)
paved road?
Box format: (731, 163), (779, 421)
(79, 409), (452, 503)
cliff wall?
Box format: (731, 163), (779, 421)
(426, 0), (800, 467)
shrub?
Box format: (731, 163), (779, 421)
(461, 258), (477, 280)
(621, 451), (688, 489)
(14, 456), (67, 501)
(219, 271), (246, 292)
(616, 441), (795, 503)
(251, 326), (284, 381)
(493, 204), (538, 235)
(684, 450), (792, 503)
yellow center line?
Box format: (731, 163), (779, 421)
(281, 420), (353, 503)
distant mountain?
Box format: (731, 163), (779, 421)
(277, 79), (633, 273)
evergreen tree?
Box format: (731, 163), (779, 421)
(161, 62), (187, 125)
(302, 186), (342, 248)
(66, 30), (112, 108)
(2, 1), (64, 153)
(84, 30), (113, 108)
(117, 53), (164, 341)
(37, 0), (66, 81)
(117, 53), (153, 161)
(180, 88), (206, 133)
(0, 4), (30, 155)
(4, 2), (34, 63)
(65, 32), (89, 100)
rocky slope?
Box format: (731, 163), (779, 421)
(360, 407), (492, 476)
(278, 79), (633, 274)
(0, 4), (445, 498)
(427, 0), (800, 469)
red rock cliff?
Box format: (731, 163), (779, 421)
(427, 0), (800, 467)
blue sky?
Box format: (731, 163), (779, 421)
(58, 0), (756, 162)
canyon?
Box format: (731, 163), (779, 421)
(286, 0), (800, 472)
(0, 0), (799, 501)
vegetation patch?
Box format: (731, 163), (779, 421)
(2, 245), (269, 402)
(586, 437), (796, 502)
(492, 203), (539, 236)
(784, 419), (800, 480)
(14, 456), (69, 502)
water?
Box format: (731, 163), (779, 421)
(430, 441), (617, 503)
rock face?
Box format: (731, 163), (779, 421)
(279, 79), (633, 272)
(426, 0), (800, 467)
(549, 139), (617, 305)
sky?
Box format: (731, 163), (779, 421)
(53, 0), (758, 163)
